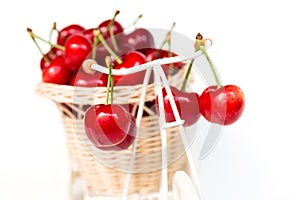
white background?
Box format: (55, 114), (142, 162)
(1, 0), (300, 199)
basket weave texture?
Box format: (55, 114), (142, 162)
(35, 68), (191, 196)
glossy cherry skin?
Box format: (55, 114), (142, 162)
(40, 54), (52, 71)
(199, 85), (245, 125)
(57, 24), (85, 45)
(84, 104), (132, 148)
(82, 28), (95, 44)
(113, 51), (146, 86)
(64, 35), (93, 72)
(42, 56), (73, 85)
(121, 28), (155, 51)
(98, 20), (123, 39)
(69, 70), (108, 87)
(49, 47), (64, 58)
(156, 86), (201, 127)
(40, 47), (65, 70)
(95, 116), (136, 151)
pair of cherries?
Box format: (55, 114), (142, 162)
(158, 85), (245, 126)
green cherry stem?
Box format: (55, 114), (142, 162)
(124, 14), (143, 30)
(110, 62), (114, 104)
(92, 29), (99, 60)
(103, 10), (120, 36)
(199, 44), (221, 88)
(27, 28), (65, 51)
(181, 58), (195, 91)
(27, 28), (50, 64)
(181, 34), (202, 91)
(106, 10), (120, 52)
(105, 57), (114, 105)
(49, 22), (58, 43)
(167, 37), (174, 70)
(181, 33), (221, 91)
(109, 27), (119, 52)
(157, 22), (176, 58)
(132, 14), (143, 27)
(95, 29), (122, 64)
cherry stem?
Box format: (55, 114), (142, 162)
(181, 33), (221, 90)
(27, 28), (65, 51)
(103, 10), (120, 36)
(106, 10), (120, 52)
(167, 38), (174, 74)
(94, 29), (122, 64)
(181, 58), (194, 91)
(49, 22), (58, 43)
(157, 22), (176, 58)
(105, 57), (114, 105)
(27, 28), (50, 63)
(92, 29), (98, 60)
(132, 14), (143, 27)
(124, 14), (143, 31)
(109, 27), (119, 52)
(199, 45), (221, 88)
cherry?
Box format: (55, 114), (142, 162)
(42, 55), (73, 85)
(84, 104), (134, 148)
(50, 47), (64, 57)
(156, 86), (201, 127)
(40, 53), (52, 71)
(70, 70), (108, 87)
(95, 116), (136, 151)
(40, 47), (66, 71)
(199, 85), (245, 125)
(121, 28), (155, 51)
(57, 24), (85, 45)
(113, 51), (146, 86)
(82, 28), (98, 44)
(95, 38), (115, 66)
(94, 36), (135, 66)
(64, 35), (93, 72)
(98, 20), (123, 39)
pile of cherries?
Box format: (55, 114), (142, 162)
(29, 11), (245, 151)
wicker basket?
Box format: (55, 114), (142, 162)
(35, 66), (193, 198)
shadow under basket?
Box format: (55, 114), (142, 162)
(35, 68), (192, 198)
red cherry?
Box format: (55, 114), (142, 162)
(199, 85), (245, 125)
(82, 28), (96, 44)
(95, 116), (136, 151)
(121, 28), (155, 51)
(40, 54), (52, 71)
(156, 86), (201, 126)
(98, 20), (123, 39)
(70, 70), (108, 87)
(57, 24), (85, 45)
(64, 35), (92, 72)
(95, 38), (135, 66)
(113, 51), (146, 86)
(95, 39), (115, 66)
(50, 47), (65, 58)
(42, 56), (72, 85)
(84, 104), (133, 148)
(40, 47), (65, 71)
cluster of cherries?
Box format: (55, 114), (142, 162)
(28, 11), (182, 87)
(29, 11), (245, 151)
